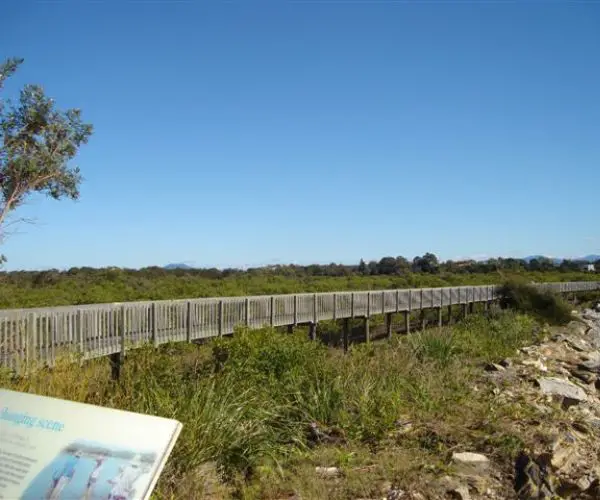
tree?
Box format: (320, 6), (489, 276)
(0, 57), (93, 261)
(412, 252), (439, 273)
(394, 256), (410, 274)
(357, 259), (367, 275)
(377, 256), (398, 275)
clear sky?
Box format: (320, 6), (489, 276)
(1, 1), (599, 271)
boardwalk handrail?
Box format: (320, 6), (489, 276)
(1, 280), (598, 372)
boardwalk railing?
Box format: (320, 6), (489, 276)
(1, 281), (598, 373)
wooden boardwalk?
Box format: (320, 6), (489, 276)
(1, 281), (598, 373)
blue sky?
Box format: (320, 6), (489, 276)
(2, 1), (599, 271)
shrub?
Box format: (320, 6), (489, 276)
(498, 279), (573, 325)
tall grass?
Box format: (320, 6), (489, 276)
(0, 308), (543, 498)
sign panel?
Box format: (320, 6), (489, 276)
(0, 389), (182, 500)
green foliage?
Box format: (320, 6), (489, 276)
(499, 279), (573, 325)
(2, 310), (548, 497)
(0, 267), (596, 309)
(0, 57), (92, 262)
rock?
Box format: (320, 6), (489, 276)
(522, 358), (548, 372)
(578, 357), (600, 373)
(570, 369), (597, 384)
(567, 321), (589, 337)
(514, 451), (557, 499)
(485, 363), (506, 372)
(448, 485), (471, 500)
(499, 358), (512, 368)
(586, 327), (600, 349)
(452, 452), (490, 474)
(386, 487), (405, 500)
(537, 377), (588, 406)
(315, 466), (341, 478)
(565, 337), (591, 352)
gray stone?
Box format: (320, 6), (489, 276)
(448, 485), (471, 500)
(537, 377), (588, 404)
(587, 327), (600, 349)
(499, 358), (512, 368)
(484, 363), (506, 372)
(565, 337), (591, 352)
(567, 321), (589, 337)
(579, 358), (600, 373)
(452, 452), (490, 474)
(315, 466), (341, 478)
(522, 358), (548, 372)
(570, 369), (597, 384)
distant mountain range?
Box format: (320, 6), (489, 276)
(162, 256), (599, 271)
(523, 255), (600, 264)
(164, 263), (194, 270)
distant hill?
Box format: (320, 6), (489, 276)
(523, 255), (562, 264)
(581, 255), (600, 262)
(523, 255), (599, 264)
(164, 263), (194, 270)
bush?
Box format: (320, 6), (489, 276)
(498, 279), (573, 325)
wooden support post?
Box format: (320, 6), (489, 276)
(364, 316), (370, 343)
(469, 302), (475, 314)
(462, 303), (468, 318)
(343, 318), (350, 352)
(109, 353), (121, 381)
(447, 305), (453, 325)
(420, 309), (426, 331)
(270, 296), (275, 326)
(287, 324), (294, 334)
(404, 310), (410, 334)
(309, 322), (317, 342)
(437, 307), (443, 327)
(385, 313), (393, 340)
(111, 306), (126, 381)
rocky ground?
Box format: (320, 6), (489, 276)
(375, 302), (600, 500)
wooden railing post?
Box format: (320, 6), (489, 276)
(270, 296), (275, 326)
(151, 302), (158, 348)
(186, 301), (192, 342)
(218, 300), (224, 337)
(245, 298), (250, 327)
(77, 309), (84, 363)
(332, 293), (337, 321)
(26, 312), (37, 372)
(293, 295), (298, 326)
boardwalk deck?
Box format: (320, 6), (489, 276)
(1, 281), (598, 373)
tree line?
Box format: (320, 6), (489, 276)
(0, 253), (597, 287)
